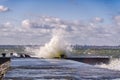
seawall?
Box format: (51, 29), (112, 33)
(0, 58), (10, 80)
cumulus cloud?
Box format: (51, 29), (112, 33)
(0, 5), (9, 12)
(113, 15), (120, 26)
(18, 15), (120, 45)
(0, 16), (120, 45)
(22, 19), (32, 28)
(92, 17), (104, 23)
(20, 16), (107, 44)
(0, 22), (13, 30)
(3, 22), (12, 27)
(21, 16), (75, 32)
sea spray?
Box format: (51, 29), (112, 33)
(95, 58), (120, 71)
(25, 30), (71, 58)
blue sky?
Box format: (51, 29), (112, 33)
(1, 0), (119, 20)
(0, 0), (120, 45)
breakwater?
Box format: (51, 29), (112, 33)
(0, 58), (10, 80)
(3, 58), (120, 80)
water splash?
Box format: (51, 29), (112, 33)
(25, 30), (71, 58)
(95, 58), (120, 71)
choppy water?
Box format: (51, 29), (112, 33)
(3, 58), (120, 80)
(95, 58), (120, 71)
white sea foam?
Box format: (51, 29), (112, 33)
(95, 58), (120, 71)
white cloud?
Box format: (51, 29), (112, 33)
(22, 19), (32, 28)
(0, 5), (9, 12)
(21, 16), (75, 31)
(3, 22), (12, 27)
(0, 16), (120, 45)
(92, 17), (104, 23)
(114, 15), (120, 21)
(20, 16), (112, 44)
(113, 15), (120, 26)
(0, 22), (13, 32)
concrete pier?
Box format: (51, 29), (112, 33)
(3, 58), (120, 80)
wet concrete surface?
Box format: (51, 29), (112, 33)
(3, 58), (120, 80)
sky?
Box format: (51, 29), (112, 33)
(0, 0), (120, 45)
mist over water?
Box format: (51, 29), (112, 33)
(95, 59), (120, 71)
(25, 30), (71, 58)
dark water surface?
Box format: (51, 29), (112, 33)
(3, 58), (120, 80)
